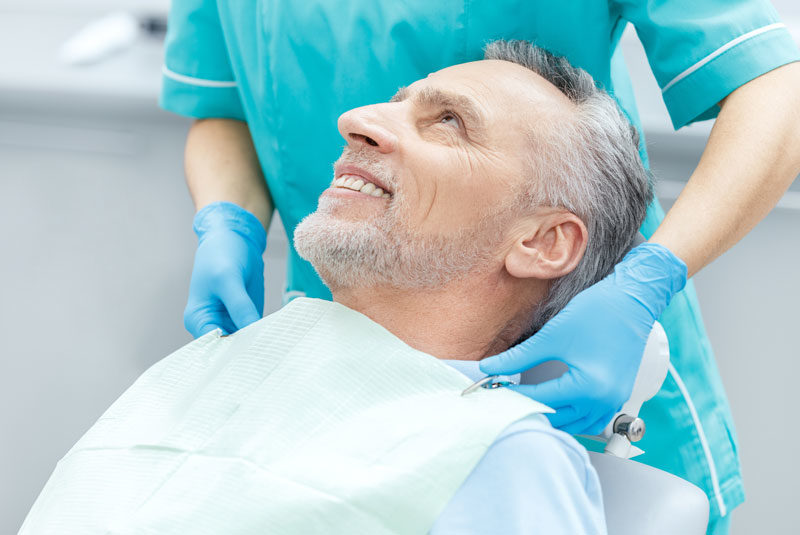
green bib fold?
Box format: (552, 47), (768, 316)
(20, 298), (550, 534)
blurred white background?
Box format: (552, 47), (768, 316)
(1, 0), (798, 533)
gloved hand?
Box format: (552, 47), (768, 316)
(479, 243), (687, 435)
(184, 201), (267, 338)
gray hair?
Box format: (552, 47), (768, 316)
(483, 40), (653, 338)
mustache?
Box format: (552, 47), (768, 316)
(333, 146), (398, 193)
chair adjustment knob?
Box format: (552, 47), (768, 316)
(613, 414), (645, 442)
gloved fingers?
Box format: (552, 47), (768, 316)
(586, 409), (619, 436)
(185, 301), (232, 338)
(558, 405), (619, 436)
(504, 374), (578, 409)
(545, 406), (580, 429)
(219, 279), (261, 331)
(197, 323), (223, 337)
(479, 333), (559, 376)
(216, 315), (237, 336)
(245, 264), (266, 317)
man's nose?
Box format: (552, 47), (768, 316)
(337, 106), (398, 154)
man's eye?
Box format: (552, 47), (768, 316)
(438, 112), (460, 128)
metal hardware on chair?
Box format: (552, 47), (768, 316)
(613, 414), (645, 442)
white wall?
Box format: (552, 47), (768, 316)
(0, 0), (169, 15)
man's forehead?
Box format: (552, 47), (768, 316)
(393, 60), (573, 121)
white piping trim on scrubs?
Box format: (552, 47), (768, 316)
(662, 22), (787, 93)
(668, 362), (727, 516)
(161, 65), (238, 88)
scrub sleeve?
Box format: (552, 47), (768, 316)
(620, 0), (799, 129)
(159, 0), (245, 121)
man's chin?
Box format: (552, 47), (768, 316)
(294, 210), (393, 290)
(316, 192), (386, 221)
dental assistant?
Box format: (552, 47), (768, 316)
(160, 1), (800, 533)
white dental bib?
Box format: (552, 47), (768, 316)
(20, 298), (550, 534)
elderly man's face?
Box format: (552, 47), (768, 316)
(294, 60), (573, 290)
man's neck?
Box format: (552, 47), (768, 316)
(332, 273), (543, 361)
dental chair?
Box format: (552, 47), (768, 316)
(521, 322), (710, 535)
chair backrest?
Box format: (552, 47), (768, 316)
(588, 452), (709, 535)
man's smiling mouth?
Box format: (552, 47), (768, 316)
(333, 174), (392, 198)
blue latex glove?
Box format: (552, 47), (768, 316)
(184, 201), (267, 338)
(479, 243), (687, 435)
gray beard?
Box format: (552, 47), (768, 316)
(294, 193), (508, 292)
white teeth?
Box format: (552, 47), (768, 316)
(333, 174), (392, 198)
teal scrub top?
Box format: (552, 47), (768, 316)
(160, 1), (799, 533)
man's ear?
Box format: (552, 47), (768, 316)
(504, 210), (588, 280)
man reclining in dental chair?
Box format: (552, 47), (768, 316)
(21, 41), (658, 535)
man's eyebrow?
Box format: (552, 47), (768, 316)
(390, 86), (485, 133)
(389, 86), (409, 103)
